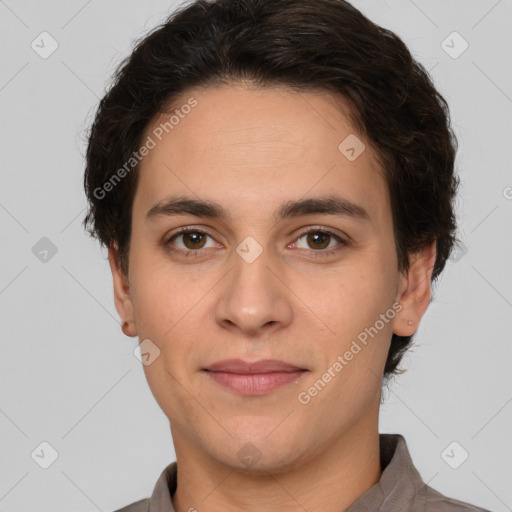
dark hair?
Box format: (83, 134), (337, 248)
(83, 0), (459, 378)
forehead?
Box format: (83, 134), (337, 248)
(135, 82), (390, 226)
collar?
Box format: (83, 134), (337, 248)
(147, 433), (425, 512)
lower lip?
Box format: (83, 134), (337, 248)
(203, 370), (307, 395)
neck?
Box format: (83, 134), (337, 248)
(170, 421), (381, 512)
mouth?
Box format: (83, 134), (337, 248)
(202, 359), (309, 395)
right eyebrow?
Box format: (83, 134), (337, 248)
(146, 196), (228, 222)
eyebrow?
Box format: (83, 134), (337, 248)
(146, 195), (371, 224)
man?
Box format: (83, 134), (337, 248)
(83, 0), (491, 510)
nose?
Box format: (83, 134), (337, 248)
(214, 245), (293, 337)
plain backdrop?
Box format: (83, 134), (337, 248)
(0, 0), (511, 511)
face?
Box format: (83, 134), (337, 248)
(110, 82), (435, 473)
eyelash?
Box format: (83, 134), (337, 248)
(164, 226), (348, 258)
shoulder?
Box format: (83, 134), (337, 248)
(420, 483), (492, 512)
(111, 461), (177, 512)
(112, 497), (150, 512)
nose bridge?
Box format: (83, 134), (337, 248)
(215, 241), (293, 334)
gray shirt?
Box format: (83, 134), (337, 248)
(114, 434), (491, 512)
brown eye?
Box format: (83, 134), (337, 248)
(166, 228), (217, 254)
(292, 228), (347, 256)
(181, 231), (207, 250)
(306, 232), (331, 250)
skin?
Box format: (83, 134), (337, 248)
(108, 81), (436, 512)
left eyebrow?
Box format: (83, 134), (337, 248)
(276, 196), (371, 223)
(145, 194), (372, 224)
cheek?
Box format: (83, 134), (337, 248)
(300, 265), (395, 381)
(137, 300), (202, 423)
(296, 266), (389, 338)
(129, 256), (198, 337)
(141, 358), (196, 434)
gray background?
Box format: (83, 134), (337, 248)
(0, 0), (511, 510)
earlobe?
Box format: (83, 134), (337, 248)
(108, 244), (137, 337)
(393, 241), (436, 337)
(121, 319), (137, 337)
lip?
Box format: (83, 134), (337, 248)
(204, 358), (306, 373)
(202, 359), (308, 395)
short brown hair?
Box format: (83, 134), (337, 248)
(83, 0), (460, 378)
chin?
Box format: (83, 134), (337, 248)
(209, 427), (311, 475)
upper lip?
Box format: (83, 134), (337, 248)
(203, 359), (306, 374)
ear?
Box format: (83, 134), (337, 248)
(108, 243), (137, 337)
(393, 241), (436, 337)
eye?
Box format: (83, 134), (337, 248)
(291, 228), (347, 255)
(164, 226), (347, 258)
(165, 227), (218, 255)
